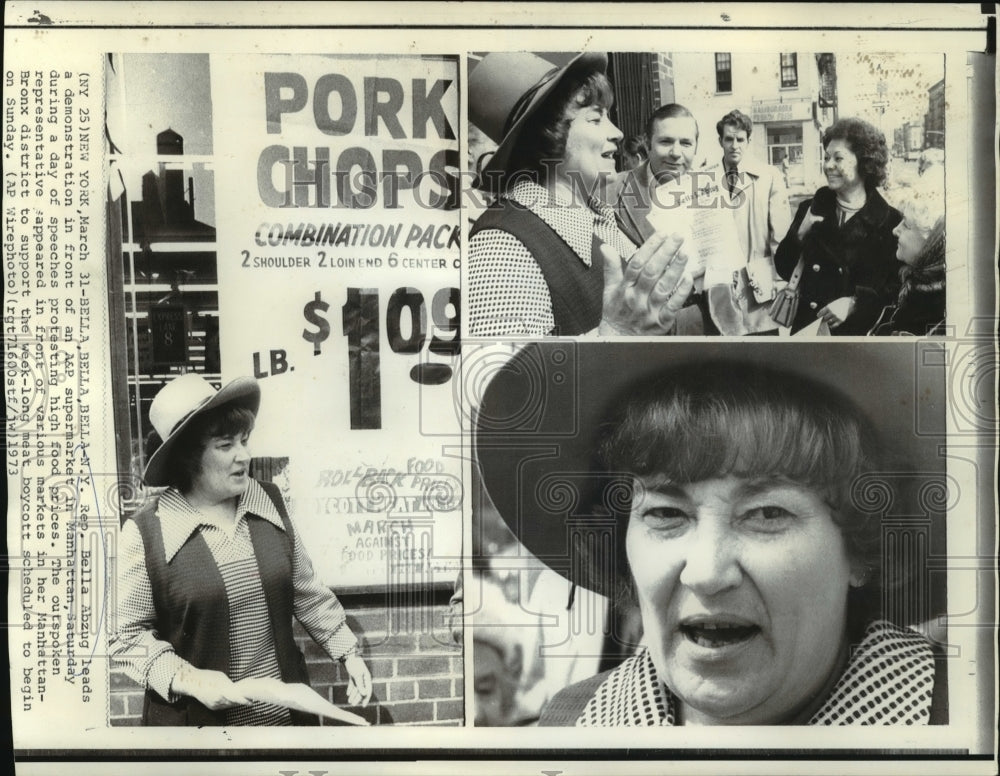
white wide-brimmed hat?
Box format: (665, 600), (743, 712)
(143, 374), (260, 487)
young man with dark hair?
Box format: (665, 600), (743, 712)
(716, 109), (792, 334)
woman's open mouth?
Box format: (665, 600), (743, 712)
(680, 620), (760, 649)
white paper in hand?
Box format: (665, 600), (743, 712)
(646, 166), (744, 287)
(236, 678), (371, 725)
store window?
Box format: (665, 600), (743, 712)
(780, 53), (798, 88)
(715, 53), (732, 93)
(106, 54), (221, 495)
(767, 124), (803, 164)
(767, 123), (804, 185)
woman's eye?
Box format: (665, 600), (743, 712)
(640, 507), (688, 530)
(743, 506), (795, 527)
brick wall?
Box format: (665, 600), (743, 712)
(110, 590), (463, 726)
(652, 53), (675, 107)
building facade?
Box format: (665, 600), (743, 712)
(670, 51), (837, 193)
(607, 52), (676, 156)
(925, 78), (945, 149)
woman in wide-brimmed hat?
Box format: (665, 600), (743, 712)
(111, 374), (371, 726)
(467, 52), (694, 337)
(475, 342), (948, 726)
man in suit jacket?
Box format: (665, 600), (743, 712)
(614, 103), (699, 247)
(717, 109), (792, 334)
(612, 103), (707, 334)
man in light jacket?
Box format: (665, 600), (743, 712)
(717, 109), (792, 334)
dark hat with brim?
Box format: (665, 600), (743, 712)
(143, 374), (261, 487)
(469, 51), (608, 189)
(473, 341), (948, 596)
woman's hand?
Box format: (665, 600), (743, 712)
(343, 653), (373, 706)
(797, 209), (824, 241)
(171, 665), (250, 711)
(598, 232), (694, 335)
(817, 296), (855, 328)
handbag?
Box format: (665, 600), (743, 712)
(769, 253), (806, 328)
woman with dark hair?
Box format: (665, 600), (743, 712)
(620, 134), (648, 171)
(112, 374), (371, 725)
(468, 52), (694, 337)
(775, 117), (903, 334)
(475, 343), (947, 726)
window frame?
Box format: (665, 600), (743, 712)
(780, 52), (799, 89)
(715, 52), (733, 94)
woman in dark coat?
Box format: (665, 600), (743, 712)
(775, 118), (903, 335)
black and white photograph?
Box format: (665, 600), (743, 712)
(472, 341), (952, 726)
(467, 50), (947, 338)
(99, 51), (464, 728)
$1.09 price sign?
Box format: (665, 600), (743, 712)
(297, 286), (460, 429)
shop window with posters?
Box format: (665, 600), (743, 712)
(767, 123), (805, 185)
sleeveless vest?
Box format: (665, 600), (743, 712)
(131, 481), (316, 725)
(471, 200), (604, 335)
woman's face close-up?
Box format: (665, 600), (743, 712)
(560, 102), (622, 193)
(892, 214), (928, 266)
(192, 431), (252, 502)
(823, 138), (863, 195)
(626, 475), (854, 725)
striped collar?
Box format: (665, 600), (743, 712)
(155, 478), (284, 562)
(577, 620), (936, 726)
(505, 179), (618, 268)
